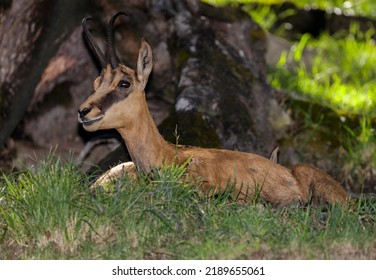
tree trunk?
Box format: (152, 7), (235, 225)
(0, 0), (90, 149)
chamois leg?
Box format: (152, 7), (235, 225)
(291, 164), (349, 206)
(90, 161), (137, 190)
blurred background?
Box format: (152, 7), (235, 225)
(0, 0), (375, 194)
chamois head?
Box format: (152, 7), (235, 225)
(78, 12), (153, 132)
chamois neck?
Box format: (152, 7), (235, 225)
(116, 98), (175, 172)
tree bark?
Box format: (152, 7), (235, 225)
(0, 0), (90, 149)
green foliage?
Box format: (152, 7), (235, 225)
(203, 0), (376, 19)
(268, 23), (376, 189)
(270, 26), (376, 117)
(243, 3), (277, 31)
(1, 157), (375, 259)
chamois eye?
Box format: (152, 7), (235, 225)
(117, 80), (131, 88)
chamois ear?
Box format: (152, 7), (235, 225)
(136, 38), (153, 90)
(269, 145), (279, 163)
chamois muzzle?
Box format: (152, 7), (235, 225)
(78, 107), (92, 118)
(78, 106), (103, 126)
(78, 107), (92, 124)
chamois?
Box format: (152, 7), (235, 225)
(78, 12), (349, 206)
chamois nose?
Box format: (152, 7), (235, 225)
(79, 107), (92, 118)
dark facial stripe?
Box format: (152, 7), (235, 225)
(96, 90), (125, 112)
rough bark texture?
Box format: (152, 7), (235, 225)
(0, 0), (91, 149)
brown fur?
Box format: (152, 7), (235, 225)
(79, 30), (350, 207)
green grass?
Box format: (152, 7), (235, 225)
(270, 27), (376, 117)
(1, 1), (375, 259)
(3, 1), (374, 259)
(267, 23), (376, 188)
(1, 157), (375, 259)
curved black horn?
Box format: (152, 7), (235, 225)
(82, 17), (107, 69)
(106, 12), (128, 69)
